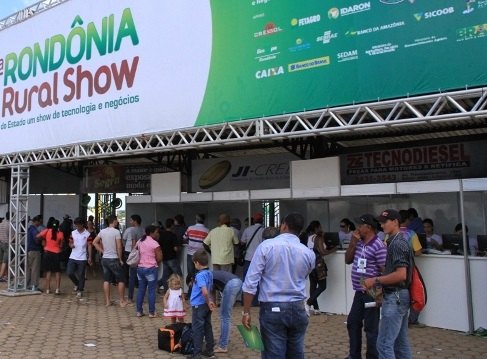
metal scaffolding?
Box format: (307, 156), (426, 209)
(1, 87), (487, 168)
(0, 166), (32, 296)
(0, 0), (68, 30)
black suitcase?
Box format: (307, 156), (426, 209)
(158, 323), (186, 352)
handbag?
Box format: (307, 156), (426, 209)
(237, 225), (262, 266)
(126, 241), (140, 267)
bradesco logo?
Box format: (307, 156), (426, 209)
(329, 2), (371, 19)
(255, 66), (284, 79)
(414, 7), (454, 21)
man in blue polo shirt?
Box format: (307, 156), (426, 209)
(345, 214), (387, 359)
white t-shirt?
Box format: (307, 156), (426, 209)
(123, 226), (144, 252)
(69, 229), (91, 261)
(98, 227), (121, 259)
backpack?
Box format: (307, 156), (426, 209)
(314, 252), (327, 281)
(408, 257), (427, 312)
(175, 323), (193, 355)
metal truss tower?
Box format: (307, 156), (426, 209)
(0, 167), (32, 296)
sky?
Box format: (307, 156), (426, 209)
(0, 0), (38, 20)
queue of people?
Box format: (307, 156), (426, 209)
(10, 206), (485, 359)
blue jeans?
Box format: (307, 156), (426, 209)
(377, 289), (412, 359)
(192, 303), (214, 357)
(259, 301), (309, 359)
(347, 291), (380, 359)
(160, 258), (182, 288)
(128, 266), (137, 301)
(136, 266), (158, 315)
(219, 278), (242, 348)
(66, 259), (87, 292)
(307, 275), (327, 310)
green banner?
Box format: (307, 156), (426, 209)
(196, 0), (487, 125)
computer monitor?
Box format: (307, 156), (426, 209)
(323, 232), (340, 249)
(441, 234), (464, 255)
(417, 233), (427, 249)
(477, 235), (487, 256)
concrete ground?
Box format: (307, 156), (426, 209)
(0, 272), (485, 359)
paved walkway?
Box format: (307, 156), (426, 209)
(0, 273), (485, 358)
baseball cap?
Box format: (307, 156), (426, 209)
(253, 213), (264, 222)
(354, 214), (377, 226)
(376, 209), (401, 223)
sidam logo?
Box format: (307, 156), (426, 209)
(198, 161), (232, 189)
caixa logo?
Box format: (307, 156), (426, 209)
(255, 66), (284, 79)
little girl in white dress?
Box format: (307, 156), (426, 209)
(163, 274), (186, 323)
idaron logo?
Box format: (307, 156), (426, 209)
(328, 8), (340, 19)
(329, 2), (371, 19)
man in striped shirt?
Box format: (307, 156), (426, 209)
(364, 209), (413, 359)
(345, 214), (387, 359)
(241, 213), (315, 359)
(183, 214), (209, 279)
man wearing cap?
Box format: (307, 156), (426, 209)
(345, 214), (387, 359)
(363, 209), (413, 359)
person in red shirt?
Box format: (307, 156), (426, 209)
(37, 218), (64, 294)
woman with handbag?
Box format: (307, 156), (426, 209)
(136, 225), (163, 318)
(306, 231), (337, 315)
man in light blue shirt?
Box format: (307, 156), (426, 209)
(242, 213), (315, 359)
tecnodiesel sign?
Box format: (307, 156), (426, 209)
(340, 140), (487, 185)
(1, 0), (486, 154)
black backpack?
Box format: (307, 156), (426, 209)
(177, 323), (193, 355)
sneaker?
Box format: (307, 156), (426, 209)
(55, 289), (61, 295)
(214, 346), (228, 353)
(202, 351), (215, 358)
(45, 289), (50, 294)
(72, 286), (78, 292)
(76, 291), (82, 298)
